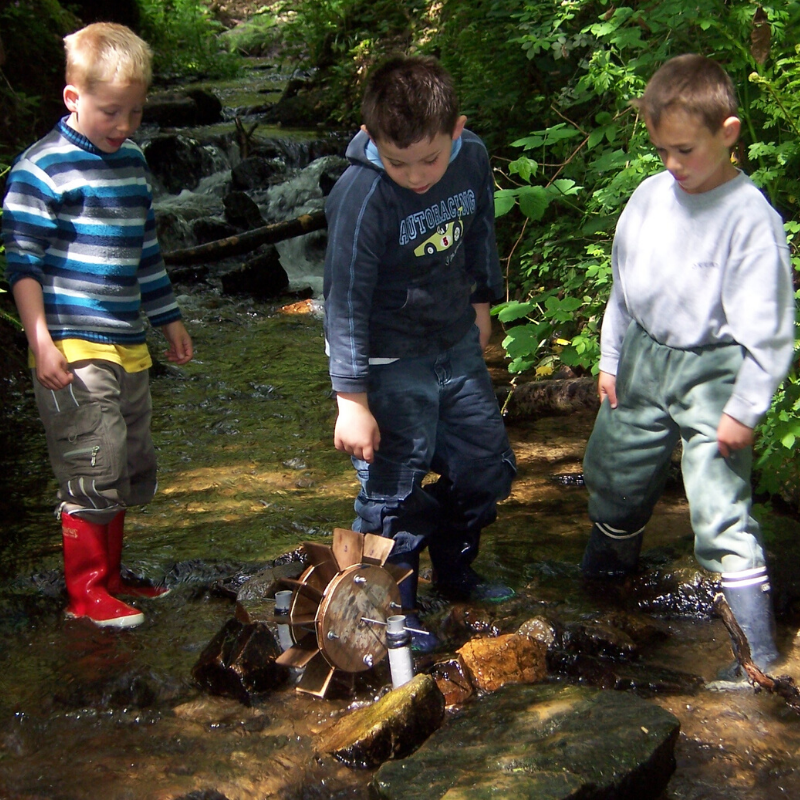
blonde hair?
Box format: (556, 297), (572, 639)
(64, 22), (152, 91)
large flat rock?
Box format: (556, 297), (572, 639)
(372, 684), (679, 799)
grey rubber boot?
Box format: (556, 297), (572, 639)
(580, 522), (644, 579)
(718, 567), (779, 677)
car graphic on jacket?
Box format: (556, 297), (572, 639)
(413, 214), (463, 257)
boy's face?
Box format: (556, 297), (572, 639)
(366, 115), (467, 194)
(646, 107), (740, 194)
(63, 80), (147, 153)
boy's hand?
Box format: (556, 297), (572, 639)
(10, 278), (73, 390)
(717, 413), (754, 458)
(472, 302), (492, 353)
(334, 392), (381, 463)
(35, 343), (73, 390)
(161, 320), (193, 365)
(597, 371), (618, 408)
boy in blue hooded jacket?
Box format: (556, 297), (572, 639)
(323, 56), (517, 650)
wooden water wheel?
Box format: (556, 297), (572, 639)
(275, 528), (413, 697)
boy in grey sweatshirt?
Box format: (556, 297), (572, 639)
(581, 54), (795, 675)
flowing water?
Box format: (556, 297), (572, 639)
(2, 291), (800, 799)
(2, 61), (800, 800)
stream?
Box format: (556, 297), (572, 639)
(1, 60), (800, 800)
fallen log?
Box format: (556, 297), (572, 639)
(163, 211), (327, 266)
(497, 377), (600, 420)
(713, 593), (800, 712)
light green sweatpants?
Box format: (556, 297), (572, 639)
(584, 323), (766, 574)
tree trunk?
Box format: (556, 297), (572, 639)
(498, 377), (599, 419)
(163, 211), (327, 265)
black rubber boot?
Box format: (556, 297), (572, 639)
(580, 522), (644, 579)
(388, 552), (440, 654)
(717, 567), (779, 679)
(432, 565), (515, 603)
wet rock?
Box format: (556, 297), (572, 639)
(457, 633), (547, 693)
(192, 618), (289, 705)
(561, 621), (639, 661)
(428, 656), (475, 707)
(600, 610), (670, 647)
(231, 155), (286, 191)
(517, 615), (559, 649)
(548, 651), (704, 695)
(143, 134), (221, 194)
(442, 604), (503, 640)
(319, 160), (347, 196)
(144, 89), (223, 128)
(372, 684), (680, 799)
(156, 210), (196, 253)
(632, 561), (720, 618)
(263, 82), (328, 129)
(185, 89), (224, 125)
(316, 673), (445, 769)
(223, 191), (265, 229)
(220, 246), (289, 299)
(144, 95), (197, 128)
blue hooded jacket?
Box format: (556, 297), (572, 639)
(323, 128), (503, 394)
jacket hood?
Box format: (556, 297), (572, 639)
(345, 129), (380, 171)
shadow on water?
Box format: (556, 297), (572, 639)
(1, 290), (800, 799)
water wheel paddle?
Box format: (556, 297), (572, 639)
(275, 529), (412, 697)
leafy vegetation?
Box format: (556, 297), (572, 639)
(471, 0), (800, 505)
(136, 0), (242, 80)
(0, 0), (797, 505)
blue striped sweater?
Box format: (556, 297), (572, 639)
(2, 118), (181, 345)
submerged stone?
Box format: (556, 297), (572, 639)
(192, 618), (288, 705)
(372, 684), (680, 799)
(429, 656), (475, 707)
(316, 673), (446, 769)
(560, 620), (639, 661)
(548, 651), (703, 695)
(457, 634), (547, 693)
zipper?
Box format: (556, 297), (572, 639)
(63, 445), (100, 466)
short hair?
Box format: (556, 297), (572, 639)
(361, 55), (460, 148)
(635, 54), (738, 133)
(64, 22), (152, 91)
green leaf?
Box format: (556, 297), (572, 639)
(502, 323), (548, 358)
(509, 156), (539, 182)
(494, 190), (517, 217)
(496, 301), (535, 323)
(518, 185), (551, 220)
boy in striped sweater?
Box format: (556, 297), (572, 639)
(2, 23), (193, 628)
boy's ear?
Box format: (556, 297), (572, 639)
(451, 115), (467, 141)
(721, 115), (741, 147)
(360, 124), (376, 143)
(63, 85), (80, 112)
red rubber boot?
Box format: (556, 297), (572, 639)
(62, 513), (144, 628)
(107, 510), (170, 599)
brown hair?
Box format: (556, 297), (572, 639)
(64, 22), (152, 91)
(361, 55), (460, 148)
(635, 54), (738, 133)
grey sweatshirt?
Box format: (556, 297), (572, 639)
(601, 170), (795, 428)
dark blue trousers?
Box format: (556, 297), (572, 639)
(351, 326), (516, 575)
